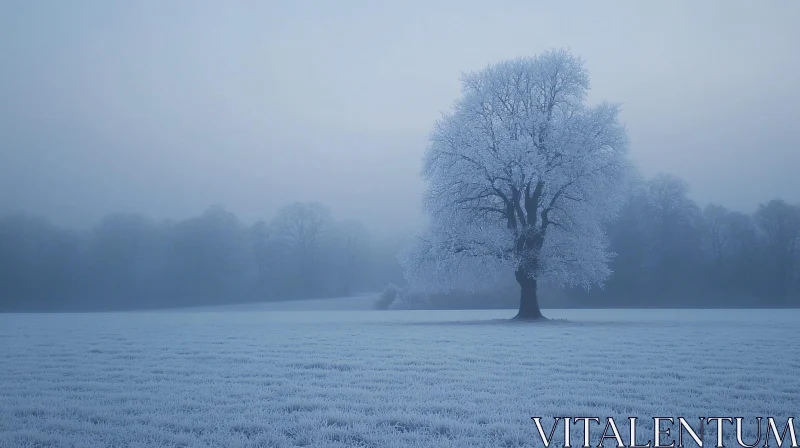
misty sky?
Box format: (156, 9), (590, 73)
(1, 1), (799, 237)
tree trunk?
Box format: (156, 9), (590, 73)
(515, 268), (544, 320)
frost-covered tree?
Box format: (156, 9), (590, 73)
(399, 49), (632, 319)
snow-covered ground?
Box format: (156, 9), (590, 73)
(1, 307), (798, 448)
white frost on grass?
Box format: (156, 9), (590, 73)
(0, 309), (798, 448)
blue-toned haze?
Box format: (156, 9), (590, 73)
(1, 1), (798, 236)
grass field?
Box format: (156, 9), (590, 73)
(1, 306), (798, 447)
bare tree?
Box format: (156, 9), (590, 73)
(270, 202), (334, 295)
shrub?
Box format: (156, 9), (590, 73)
(387, 289), (429, 310)
(374, 283), (402, 310)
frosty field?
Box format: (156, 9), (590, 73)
(1, 306), (798, 448)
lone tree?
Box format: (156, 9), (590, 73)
(399, 49), (632, 319)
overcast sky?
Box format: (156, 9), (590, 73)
(1, 1), (798, 236)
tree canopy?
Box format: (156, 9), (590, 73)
(400, 49), (633, 318)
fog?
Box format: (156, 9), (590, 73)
(2, 1), (799, 236)
(2, 2), (800, 312)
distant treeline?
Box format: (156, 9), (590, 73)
(568, 173), (800, 308)
(1, 172), (799, 312)
(0, 202), (405, 312)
